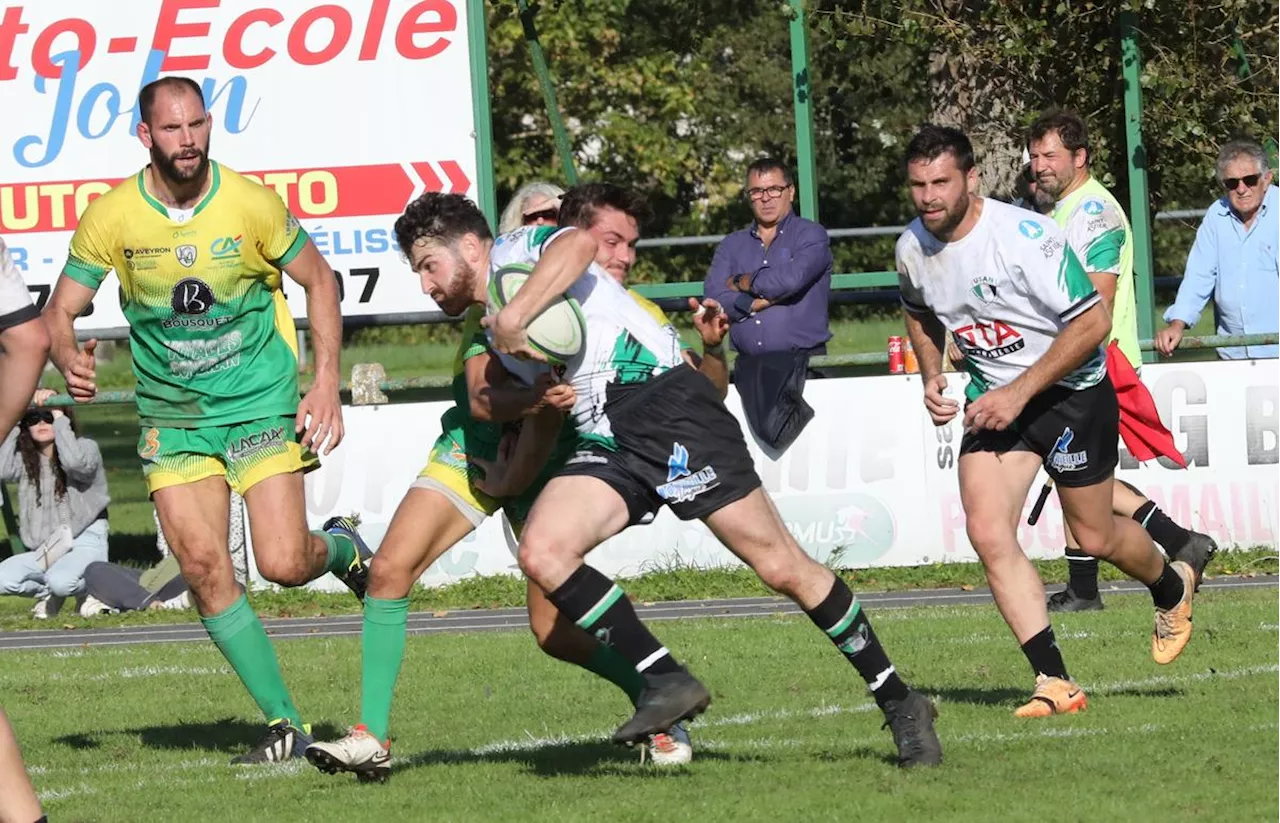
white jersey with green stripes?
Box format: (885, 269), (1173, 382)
(1052, 176), (1139, 368)
(895, 198), (1107, 402)
(488, 226), (683, 444)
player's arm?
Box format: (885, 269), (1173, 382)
(465, 350), (572, 422)
(898, 251), (958, 426)
(278, 233), (345, 453)
(476, 408), (564, 499)
(281, 240), (341, 397)
(1013, 244), (1109, 398)
(488, 229), (598, 359)
(687, 298), (730, 399)
(45, 268), (103, 404)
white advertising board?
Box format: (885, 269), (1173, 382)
(247, 359), (1279, 591)
(0, 0), (476, 329)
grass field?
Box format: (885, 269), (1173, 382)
(3, 586), (1275, 822)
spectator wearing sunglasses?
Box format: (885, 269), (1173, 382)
(1157, 138), (1278, 360)
(0, 388), (110, 618)
(497, 181), (564, 235)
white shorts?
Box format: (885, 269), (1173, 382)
(0, 237), (37, 332)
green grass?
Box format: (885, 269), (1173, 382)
(3, 587), (1275, 822)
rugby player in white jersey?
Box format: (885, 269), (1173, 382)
(485, 191), (942, 766)
(1025, 111), (1215, 613)
(0, 237), (52, 823)
(896, 126), (1199, 718)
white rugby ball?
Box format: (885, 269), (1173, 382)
(487, 263), (586, 364)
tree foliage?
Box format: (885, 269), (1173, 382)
(485, 0), (1278, 287)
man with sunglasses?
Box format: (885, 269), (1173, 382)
(703, 158), (833, 451)
(1025, 111), (1216, 614)
(1157, 139), (1278, 360)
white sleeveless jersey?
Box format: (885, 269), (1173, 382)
(488, 226), (683, 443)
(895, 198), (1106, 402)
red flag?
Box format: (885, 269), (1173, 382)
(1106, 342), (1188, 468)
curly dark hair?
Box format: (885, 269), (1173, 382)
(904, 125), (975, 172)
(1028, 110), (1090, 164)
(393, 193), (493, 259)
(17, 410), (77, 500)
(558, 183), (651, 231)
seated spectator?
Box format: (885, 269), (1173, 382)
(79, 554), (189, 615)
(0, 389), (109, 618)
(497, 181), (564, 235)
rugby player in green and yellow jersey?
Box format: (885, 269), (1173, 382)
(305, 184), (730, 781)
(43, 77), (371, 765)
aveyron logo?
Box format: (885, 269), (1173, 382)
(175, 245), (197, 267)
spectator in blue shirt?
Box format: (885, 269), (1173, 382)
(1157, 139), (1279, 360)
(704, 159), (833, 355)
(704, 159), (832, 451)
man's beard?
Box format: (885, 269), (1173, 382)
(925, 192), (970, 238)
(438, 254), (479, 316)
(152, 144), (209, 185)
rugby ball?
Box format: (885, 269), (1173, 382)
(486, 263), (587, 364)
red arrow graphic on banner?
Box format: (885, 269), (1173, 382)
(439, 161), (471, 194)
(410, 162), (443, 195)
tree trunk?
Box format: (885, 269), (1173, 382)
(927, 13), (1025, 201)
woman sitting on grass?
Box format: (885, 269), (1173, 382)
(0, 388), (109, 618)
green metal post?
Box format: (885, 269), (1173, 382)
(518, 0), (578, 185)
(1120, 12), (1157, 364)
(788, 0), (819, 222)
(467, 0), (498, 227)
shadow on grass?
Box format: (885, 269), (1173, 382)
(397, 739), (746, 777)
(918, 684), (1029, 708)
(54, 718), (344, 754)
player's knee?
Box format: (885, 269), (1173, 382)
(256, 553), (312, 588)
(1069, 523), (1112, 559)
(752, 554), (805, 596)
(515, 532), (557, 583)
(367, 553), (414, 596)
(965, 518), (1017, 558)
(171, 543), (226, 594)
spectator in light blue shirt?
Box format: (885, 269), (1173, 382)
(1157, 139), (1278, 360)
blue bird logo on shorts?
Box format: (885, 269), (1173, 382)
(1053, 427), (1075, 453)
(667, 442), (691, 482)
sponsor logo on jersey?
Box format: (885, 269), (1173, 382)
(211, 235), (244, 259)
(954, 320), (1025, 359)
(226, 426), (286, 462)
(170, 278), (215, 315)
(123, 246), (170, 271)
(1018, 220), (1044, 239)
(1039, 236), (1065, 258)
(656, 442), (719, 503)
(175, 245), (197, 267)
(1049, 426), (1088, 472)
(969, 275), (999, 304)
(1082, 198), (1105, 215)
(1086, 216), (1111, 233)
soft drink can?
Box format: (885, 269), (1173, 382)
(904, 339), (919, 374)
(888, 336), (905, 374)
